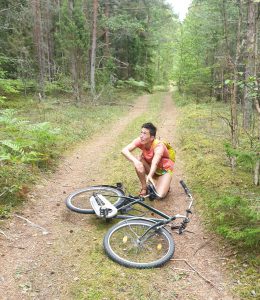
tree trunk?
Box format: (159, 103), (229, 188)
(221, 0), (231, 103)
(68, 0), (80, 102)
(243, 0), (256, 130)
(254, 10), (260, 185)
(45, 0), (55, 81)
(32, 0), (45, 98)
(104, 1), (110, 57)
(230, 0), (243, 169)
(221, 68), (224, 102)
(90, 0), (98, 98)
(254, 158), (260, 185)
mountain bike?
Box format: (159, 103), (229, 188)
(66, 180), (193, 269)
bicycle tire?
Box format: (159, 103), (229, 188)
(103, 219), (175, 268)
(65, 185), (125, 214)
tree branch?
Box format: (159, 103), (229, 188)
(14, 214), (49, 235)
(0, 230), (13, 240)
(217, 113), (232, 129)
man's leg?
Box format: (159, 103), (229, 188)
(135, 156), (150, 194)
(155, 173), (172, 198)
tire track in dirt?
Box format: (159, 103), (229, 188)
(152, 93), (237, 300)
(0, 96), (149, 300)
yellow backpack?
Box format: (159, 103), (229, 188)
(153, 139), (176, 162)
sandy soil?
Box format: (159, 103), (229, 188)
(0, 93), (237, 299)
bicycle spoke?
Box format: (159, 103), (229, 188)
(108, 222), (171, 264)
(124, 221), (142, 239)
(66, 186), (124, 213)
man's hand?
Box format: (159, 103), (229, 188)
(146, 175), (155, 186)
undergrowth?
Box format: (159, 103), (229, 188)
(174, 92), (259, 299)
(0, 90), (139, 217)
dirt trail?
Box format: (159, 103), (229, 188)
(0, 93), (236, 299)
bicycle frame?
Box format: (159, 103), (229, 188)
(95, 180), (194, 233)
(115, 195), (172, 220)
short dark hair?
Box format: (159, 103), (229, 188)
(142, 122), (157, 137)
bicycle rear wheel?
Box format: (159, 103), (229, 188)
(103, 219), (175, 268)
(66, 185), (125, 214)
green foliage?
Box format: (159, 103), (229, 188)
(0, 96), (7, 105)
(45, 80), (72, 95)
(208, 195), (259, 247)
(0, 0), (180, 97)
(176, 94), (259, 250)
(0, 90), (137, 217)
(0, 79), (23, 95)
(103, 13), (144, 33)
(224, 142), (258, 171)
(173, 0), (242, 99)
(153, 85), (169, 92)
(176, 93), (259, 298)
(0, 109), (29, 127)
(116, 78), (148, 91)
(0, 110), (60, 166)
(0, 109), (56, 212)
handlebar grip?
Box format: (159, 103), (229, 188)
(180, 180), (191, 196)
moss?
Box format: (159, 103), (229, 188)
(174, 91), (259, 299)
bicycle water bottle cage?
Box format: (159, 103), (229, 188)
(90, 193), (118, 218)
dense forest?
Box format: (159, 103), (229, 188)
(0, 0), (259, 175)
(0, 0), (259, 298)
(0, 0), (180, 98)
(177, 0), (260, 184)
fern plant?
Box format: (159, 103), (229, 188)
(0, 96), (6, 105)
(0, 140), (46, 164)
(0, 109), (29, 127)
(0, 110), (60, 166)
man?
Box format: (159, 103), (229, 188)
(122, 122), (174, 198)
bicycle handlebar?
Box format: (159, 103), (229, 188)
(180, 180), (192, 197)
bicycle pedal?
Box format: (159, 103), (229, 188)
(90, 194), (118, 218)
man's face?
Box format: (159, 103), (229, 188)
(140, 128), (154, 144)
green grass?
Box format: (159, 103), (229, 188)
(174, 92), (260, 299)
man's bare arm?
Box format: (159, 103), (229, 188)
(122, 142), (144, 172)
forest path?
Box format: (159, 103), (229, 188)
(0, 93), (236, 299)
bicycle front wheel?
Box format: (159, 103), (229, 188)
(103, 219), (175, 268)
(66, 185), (125, 214)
